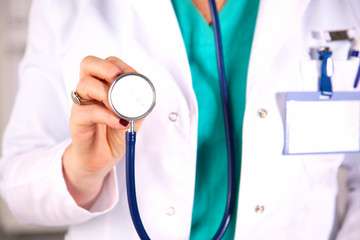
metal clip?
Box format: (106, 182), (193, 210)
(318, 47), (333, 97)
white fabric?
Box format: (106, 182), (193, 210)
(0, 0), (360, 239)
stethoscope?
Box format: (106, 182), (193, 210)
(108, 0), (236, 239)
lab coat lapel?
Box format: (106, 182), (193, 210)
(128, 0), (194, 102)
(247, 0), (311, 95)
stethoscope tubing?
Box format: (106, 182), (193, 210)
(208, 0), (236, 239)
(125, 0), (236, 239)
(126, 131), (151, 240)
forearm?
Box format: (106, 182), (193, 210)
(0, 141), (119, 226)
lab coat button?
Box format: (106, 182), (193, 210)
(166, 206), (175, 216)
(169, 112), (179, 122)
(255, 205), (265, 214)
(257, 109), (268, 118)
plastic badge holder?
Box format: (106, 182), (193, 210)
(284, 92), (360, 155)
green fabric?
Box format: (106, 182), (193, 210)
(170, 0), (259, 239)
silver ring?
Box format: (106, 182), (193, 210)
(71, 91), (94, 105)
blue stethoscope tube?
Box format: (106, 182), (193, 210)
(125, 0), (236, 239)
(208, 0), (236, 239)
(126, 126), (151, 240)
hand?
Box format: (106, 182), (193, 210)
(62, 56), (143, 209)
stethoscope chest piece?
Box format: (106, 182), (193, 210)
(108, 73), (156, 121)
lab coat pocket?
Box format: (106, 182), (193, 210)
(300, 59), (360, 91)
(283, 60), (360, 156)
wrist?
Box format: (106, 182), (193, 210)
(62, 144), (107, 209)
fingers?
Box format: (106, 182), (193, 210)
(105, 56), (137, 74)
(80, 56), (120, 84)
(71, 103), (127, 131)
(80, 56), (136, 84)
(76, 76), (111, 109)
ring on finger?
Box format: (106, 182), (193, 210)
(71, 91), (95, 105)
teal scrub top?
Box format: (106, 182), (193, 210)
(170, 0), (259, 239)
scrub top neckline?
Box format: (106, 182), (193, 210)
(189, 0), (232, 26)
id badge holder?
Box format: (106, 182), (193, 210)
(284, 47), (360, 155)
(284, 92), (360, 155)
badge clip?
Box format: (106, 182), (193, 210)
(318, 47), (333, 97)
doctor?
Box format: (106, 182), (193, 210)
(1, 0), (360, 239)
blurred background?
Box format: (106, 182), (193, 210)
(0, 0), (66, 239)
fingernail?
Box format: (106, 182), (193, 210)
(119, 119), (129, 127)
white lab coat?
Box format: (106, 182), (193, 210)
(1, 0), (360, 239)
